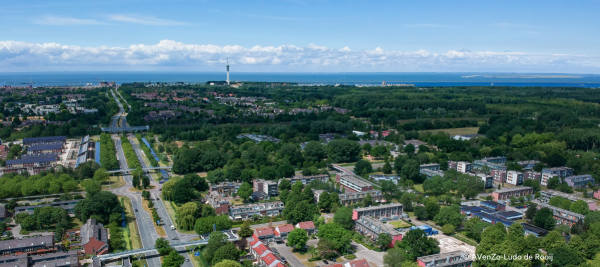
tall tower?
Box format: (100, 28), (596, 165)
(226, 58), (230, 85)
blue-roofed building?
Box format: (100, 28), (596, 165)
(473, 212), (513, 227)
(23, 136), (66, 146)
(460, 206), (483, 216)
(497, 211), (523, 220)
(481, 201), (506, 211)
(410, 225), (433, 235)
(521, 223), (548, 237)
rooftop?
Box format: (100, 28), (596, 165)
(353, 202), (403, 212)
(339, 173), (372, 187)
(481, 200), (505, 207)
(0, 235), (54, 250)
(520, 223), (549, 236)
(28, 143), (63, 151)
(497, 211), (523, 217)
(493, 186), (533, 194)
(417, 251), (470, 264)
(23, 136), (66, 144)
(296, 221), (315, 229)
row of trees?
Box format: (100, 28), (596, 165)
(99, 133), (119, 170)
(161, 174), (209, 204)
(120, 135), (141, 169)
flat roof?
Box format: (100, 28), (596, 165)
(493, 186), (533, 194)
(23, 136), (66, 144)
(417, 251), (469, 263)
(353, 202), (403, 212)
(521, 223), (549, 235)
(481, 200), (505, 207)
(28, 143), (63, 151)
(6, 156), (57, 165)
(497, 211), (522, 217)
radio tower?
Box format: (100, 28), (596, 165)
(226, 58), (230, 85)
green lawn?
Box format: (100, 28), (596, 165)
(413, 184), (425, 193)
(389, 220), (412, 228)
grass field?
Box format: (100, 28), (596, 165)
(102, 176), (126, 190)
(420, 127), (480, 136)
(162, 200), (179, 229)
(120, 196), (143, 250)
(389, 220), (412, 228)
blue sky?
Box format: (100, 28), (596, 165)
(1, 0), (599, 72)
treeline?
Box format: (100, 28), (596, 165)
(135, 134), (158, 167)
(120, 135), (141, 169)
(0, 172), (80, 199)
(99, 133), (119, 170)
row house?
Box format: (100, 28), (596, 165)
(533, 200), (585, 226)
(253, 179), (279, 196)
(23, 136), (66, 146)
(229, 201), (284, 221)
(209, 182), (241, 196)
(206, 191), (232, 215)
(491, 187), (533, 202)
(421, 168), (445, 179)
(564, 174), (595, 188)
(27, 143), (64, 155)
(355, 216), (403, 247)
(0, 251), (79, 267)
(506, 171), (524, 185)
(273, 224), (294, 240)
(541, 167), (574, 186)
(517, 160), (542, 170)
(337, 173), (373, 193)
(2, 156), (59, 175)
(313, 190), (383, 206)
(352, 203), (403, 220)
(282, 174), (329, 186)
(539, 189), (596, 211)
(416, 251), (473, 267)
(472, 157), (507, 172)
(248, 238), (285, 267)
(0, 235), (56, 256)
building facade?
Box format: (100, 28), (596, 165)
(336, 173), (373, 192)
(354, 216), (403, 247)
(506, 171), (524, 185)
(564, 174), (595, 188)
(539, 189), (596, 211)
(491, 187), (533, 201)
(352, 203), (403, 220)
(533, 200), (585, 226)
(229, 201), (284, 221)
(416, 251), (473, 267)
(254, 179), (279, 196)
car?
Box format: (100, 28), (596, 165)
(172, 237), (179, 240)
(407, 219), (412, 222)
(185, 259), (190, 262)
(280, 257), (286, 262)
(323, 260), (329, 264)
(135, 209), (138, 212)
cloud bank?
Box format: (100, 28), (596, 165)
(0, 40), (599, 73)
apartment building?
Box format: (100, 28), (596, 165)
(473, 157), (507, 172)
(369, 175), (400, 185)
(253, 179), (279, 196)
(417, 251), (473, 267)
(539, 189), (596, 211)
(352, 203), (403, 220)
(541, 167), (574, 186)
(354, 216), (403, 247)
(420, 168), (445, 179)
(0, 251), (79, 267)
(15, 200), (81, 215)
(282, 174), (329, 186)
(336, 173), (374, 192)
(476, 173), (494, 188)
(533, 200), (585, 226)
(419, 163), (440, 172)
(314, 190), (384, 206)
(506, 171), (524, 185)
(524, 171), (542, 182)
(564, 174), (595, 189)
(0, 235), (56, 256)
(491, 169), (507, 184)
(491, 187), (533, 201)
(448, 161), (472, 173)
(229, 201), (284, 221)
(209, 182), (241, 196)
(517, 160), (542, 170)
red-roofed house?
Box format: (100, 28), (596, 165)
(295, 221), (316, 235)
(344, 259), (369, 267)
(324, 264), (344, 267)
(251, 243), (271, 259)
(252, 227), (275, 242)
(274, 224), (295, 240)
(260, 252), (283, 267)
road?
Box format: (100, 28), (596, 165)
(109, 91), (194, 267)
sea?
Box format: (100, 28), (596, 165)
(1, 72), (600, 88)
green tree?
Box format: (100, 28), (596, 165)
(567, 235), (587, 260)
(376, 233), (393, 250)
(383, 247), (408, 267)
(239, 220), (253, 238)
(433, 205), (464, 228)
(237, 182), (253, 201)
(304, 141), (327, 162)
(534, 207), (556, 230)
(62, 180), (78, 193)
(570, 200), (589, 215)
(334, 207), (354, 230)
(401, 159), (421, 182)
(425, 200), (440, 220)
(396, 229), (440, 261)
(548, 246), (582, 267)
(287, 228), (309, 250)
(214, 260), (241, 267)
(142, 176), (150, 189)
(414, 206), (427, 220)
(212, 243), (240, 265)
(155, 238), (172, 256)
(382, 162), (393, 174)
(541, 231), (566, 251)
(93, 168), (109, 183)
(354, 159), (373, 176)
(403, 143), (415, 155)
(327, 139), (361, 163)
(204, 232), (228, 264)
(441, 224), (455, 235)
(318, 223), (353, 254)
(364, 193), (373, 207)
(525, 204), (538, 220)
(318, 191), (331, 212)
(278, 179), (291, 191)
(162, 250), (185, 267)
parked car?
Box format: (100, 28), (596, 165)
(135, 209), (138, 212)
(323, 260), (329, 264)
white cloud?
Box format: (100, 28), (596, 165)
(108, 14), (189, 26)
(33, 16), (107, 26)
(0, 39), (599, 73)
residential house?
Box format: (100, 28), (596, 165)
(491, 187), (533, 202)
(273, 224), (294, 240)
(295, 221), (316, 235)
(354, 216), (403, 247)
(0, 235), (56, 256)
(80, 219), (109, 255)
(539, 190), (596, 211)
